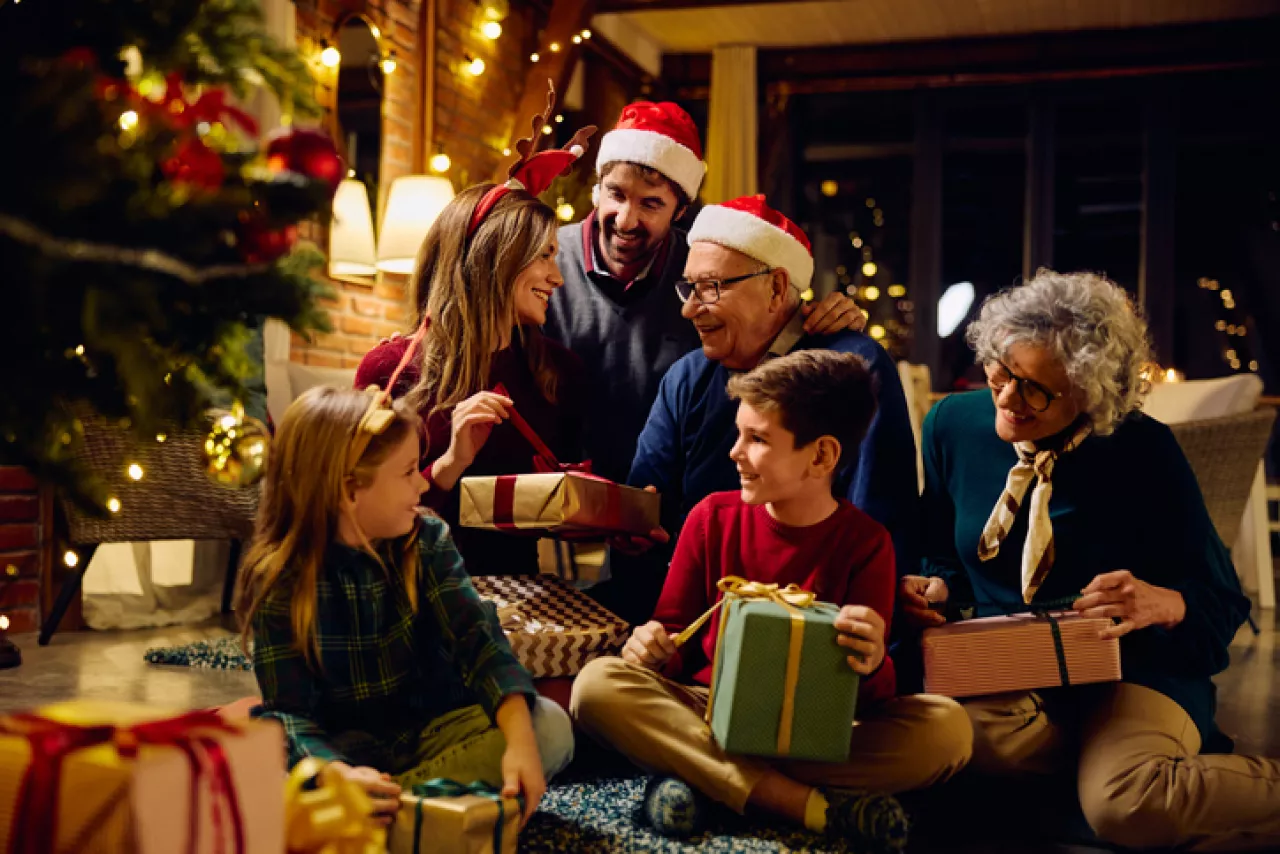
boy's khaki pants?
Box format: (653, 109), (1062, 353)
(964, 684), (1280, 851)
(570, 656), (973, 813)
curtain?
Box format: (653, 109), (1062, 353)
(704, 45), (758, 205)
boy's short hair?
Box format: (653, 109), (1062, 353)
(726, 350), (877, 471)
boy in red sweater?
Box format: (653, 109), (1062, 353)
(571, 350), (972, 851)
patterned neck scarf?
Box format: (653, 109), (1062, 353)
(978, 419), (1093, 603)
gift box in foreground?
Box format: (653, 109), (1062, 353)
(471, 575), (629, 678)
(706, 586), (859, 762)
(459, 472), (659, 538)
(387, 779), (521, 854)
(0, 701), (283, 854)
(922, 611), (1122, 698)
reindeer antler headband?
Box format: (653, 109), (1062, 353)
(467, 81), (596, 238)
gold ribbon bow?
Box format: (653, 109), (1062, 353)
(285, 757), (387, 854)
(676, 575), (817, 755)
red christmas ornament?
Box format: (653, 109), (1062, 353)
(238, 219), (298, 264)
(265, 127), (343, 194)
(162, 138), (225, 190)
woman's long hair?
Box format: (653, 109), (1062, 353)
(235, 386), (422, 669)
(405, 184), (560, 420)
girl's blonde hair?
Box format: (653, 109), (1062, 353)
(406, 183), (560, 419)
(236, 386), (422, 669)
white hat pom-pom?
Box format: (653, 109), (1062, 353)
(569, 144), (585, 158)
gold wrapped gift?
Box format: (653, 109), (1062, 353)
(387, 780), (522, 854)
(459, 472), (659, 537)
(0, 701), (283, 854)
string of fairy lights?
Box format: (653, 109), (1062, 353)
(1197, 277), (1259, 374)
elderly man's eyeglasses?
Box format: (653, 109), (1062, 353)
(985, 359), (1064, 413)
(675, 268), (774, 306)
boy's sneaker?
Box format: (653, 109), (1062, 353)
(639, 775), (708, 838)
(821, 787), (910, 854)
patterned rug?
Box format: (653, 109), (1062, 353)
(521, 775), (860, 853)
(144, 635), (252, 670)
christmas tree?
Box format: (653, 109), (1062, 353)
(0, 0), (338, 508)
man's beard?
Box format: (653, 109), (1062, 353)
(601, 214), (654, 265)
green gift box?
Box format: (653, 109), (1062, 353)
(706, 591), (860, 762)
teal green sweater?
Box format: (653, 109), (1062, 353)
(920, 391), (1250, 743)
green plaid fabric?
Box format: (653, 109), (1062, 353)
(251, 516), (536, 771)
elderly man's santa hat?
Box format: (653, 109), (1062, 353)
(595, 101), (706, 200)
(687, 195), (814, 291)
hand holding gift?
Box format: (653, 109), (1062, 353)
(286, 757), (387, 854)
(326, 761), (403, 827)
(495, 696), (546, 826)
(622, 620), (679, 670)
(834, 605), (886, 676)
(898, 575), (949, 627)
(1073, 569), (1187, 639)
(607, 486), (670, 555)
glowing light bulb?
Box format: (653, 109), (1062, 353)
(869, 324), (886, 340)
(156, 433), (167, 443)
(863, 285), (881, 301)
(861, 262), (877, 277)
(541, 124), (553, 135)
(380, 55), (397, 75)
(572, 35), (582, 44)
(482, 21), (503, 39)
(119, 110), (139, 131)
(320, 45), (341, 68)
(888, 284), (906, 297)
(430, 152), (452, 173)
(64, 551), (79, 568)
(502, 147), (511, 156)
(556, 202), (575, 222)
(555, 114), (564, 123)
(107, 497), (122, 513)
(127, 463), (144, 481)
(549, 42), (561, 52)
(820, 180), (838, 197)
(530, 52), (540, 63)
(0, 616), (8, 631)
(466, 57), (486, 76)
(581, 29), (592, 39)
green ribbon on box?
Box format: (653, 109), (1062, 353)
(410, 779), (524, 854)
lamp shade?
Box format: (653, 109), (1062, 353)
(376, 176), (455, 274)
(329, 178), (378, 278)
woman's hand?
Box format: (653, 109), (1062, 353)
(834, 605), (886, 675)
(1074, 570), (1187, 639)
(898, 575), (949, 627)
(429, 391), (513, 490)
(326, 761), (402, 827)
(621, 620), (678, 671)
(495, 697), (546, 826)
(801, 292), (868, 336)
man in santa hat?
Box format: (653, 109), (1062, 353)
(607, 195), (918, 625)
(545, 102), (864, 488)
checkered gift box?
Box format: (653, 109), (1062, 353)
(471, 576), (630, 678)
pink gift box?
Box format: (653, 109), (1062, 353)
(922, 611), (1122, 698)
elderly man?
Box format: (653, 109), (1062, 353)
(599, 195), (918, 625)
(545, 103), (864, 485)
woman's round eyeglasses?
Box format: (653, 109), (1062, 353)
(984, 359), (1064, 413)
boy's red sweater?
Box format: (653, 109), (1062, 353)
(653, 491), (897, 705)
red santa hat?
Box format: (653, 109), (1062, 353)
(595, 101), (706, 201)
(687, 194), (814, 291)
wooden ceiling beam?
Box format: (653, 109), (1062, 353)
(662, 17), (1280, 93)
(498, 0), (598, 181)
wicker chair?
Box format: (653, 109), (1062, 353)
(39, 415), (260, 645)
(1168, 408), (1276, 549)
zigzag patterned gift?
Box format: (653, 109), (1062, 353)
(471, 576), (629, 678)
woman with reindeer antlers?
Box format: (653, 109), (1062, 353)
(356, 85), (600, 576)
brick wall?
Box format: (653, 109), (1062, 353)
(0, 468), (50, 635)
(290, 0), (536, 369)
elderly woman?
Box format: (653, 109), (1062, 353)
(899, 270), (1280, 850)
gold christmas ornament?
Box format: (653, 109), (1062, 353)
(202, 402), (270, 487)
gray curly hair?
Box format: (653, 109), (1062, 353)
(965, 269), (1153, 436)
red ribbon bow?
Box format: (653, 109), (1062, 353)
(1, 710), (246, 854)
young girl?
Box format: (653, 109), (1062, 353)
(356, 183), (584, 576)
(237, 385), (574, 826)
